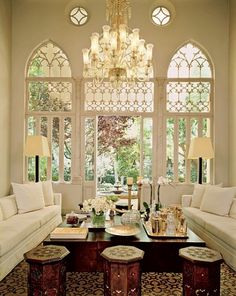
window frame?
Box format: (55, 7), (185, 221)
(25, 41), (76, 183)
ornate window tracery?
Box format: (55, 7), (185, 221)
(165, 42), (213, 183)
(25, 41), (74, 182)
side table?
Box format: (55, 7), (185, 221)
(101, 245), (144, 296)
(24, 244), (70, 296)
(179, 246), (223, 296)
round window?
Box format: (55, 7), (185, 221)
(69, 7), (88, 26)
(152, 6), (171, 26)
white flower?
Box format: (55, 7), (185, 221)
(157, 176), (170, 185)
(82, 197), (113, 215)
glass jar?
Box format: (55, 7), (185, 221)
(66, 211), (79, 226)
(166, 212), (176, 236)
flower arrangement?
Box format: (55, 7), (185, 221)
(156, 176), (172, 210)
(82, 196), (115, 227)
(82, 196), (113, 215)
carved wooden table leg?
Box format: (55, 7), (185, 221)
(101, 245), (144, 296)
(179, 246), (223, 296)
(24, 245), (70, 296)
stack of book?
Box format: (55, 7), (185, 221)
(50, 227), (88, 239)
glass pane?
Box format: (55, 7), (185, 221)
(64, 117), (72, 182)
(97, 116), (141, 192)
(27, 116), (36, 135)
(85, 118), (95, 181)
(28, 157), (35, 182)
(178, 118), (186, 182)
(167, 43), (212, 78)
(202, 118), (211, 183)
(39, 156), (48, 181)
(40, 117), (47, 137)
(166, 118), (174, 181)
(190, 118), (198, 183)
(85, 81), (154, 112)
(52, 117), (59, 181)
(152, 7), (171, 26)
(143, 118), (153, 179)
(166, 82), (210, 112)
(28, 81), (72, 112)
(28, 42), (71, 77)
(70, 7), (88, 26)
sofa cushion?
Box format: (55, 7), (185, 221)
(229, 198), (236, 219)
(12, 182), (45, 214)
(0, 195), (18, 220)
(27, 205), (61, 226)
(200, 186), (236, 216)
(0, 214), (41, 256)
(205, 218), (236, 248)
(42, 181), (54, 206)
(183, 207), (216, 228)
(191, 184), (206, 208)
(191, 183), (222, 208)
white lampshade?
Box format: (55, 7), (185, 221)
(188, 137), (214, 159)
(25, 135), (50, 157)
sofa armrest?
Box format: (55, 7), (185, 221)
(53, 193), (62, 207)
(182, 195), (192, 207)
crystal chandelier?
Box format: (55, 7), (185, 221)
(82, 0), (154, 87)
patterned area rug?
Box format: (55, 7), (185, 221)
(0, 261), (235, 296)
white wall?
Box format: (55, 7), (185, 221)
(229, 0), (236, 186)
(10, 0), (229, 211)
(0, 0), (11, 197)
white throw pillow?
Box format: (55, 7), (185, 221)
(191, 183), (222, 208)
(200, 187), (236, 216)
(41, 181), (54, 206)
(12, 182), (45, 214)
(191, 184), (206, 208)
(0, 195), (18, 219)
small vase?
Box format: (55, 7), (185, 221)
(92, 212), (105, 227)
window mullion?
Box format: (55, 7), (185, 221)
(186, 117), (191, 183)
(174, 118), (179, 182)
(59, 116), (64, 182)
(47, 117), (52, 180)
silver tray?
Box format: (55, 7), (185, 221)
(142, 221), (188, 239)
(105, 224), (140, 236)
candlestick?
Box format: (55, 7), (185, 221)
(127, 177), (133, 185)
(127, 184), (132, 210)
(137, 182), (142, 210)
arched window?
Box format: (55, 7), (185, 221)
(165, 42), (213, 183)
(25, 41), (74, 182)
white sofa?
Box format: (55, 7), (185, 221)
(182, 185), (236, 271)
(0, 182), (62, 281)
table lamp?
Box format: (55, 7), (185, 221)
(25, 135), (50, 182)
(188, 137), (214, 184)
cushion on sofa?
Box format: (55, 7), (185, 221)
(191, 183), (222, 208)
(12, 182), (45, 214)
(0, 195), (18, 220)
(200, 186), (236, 216)
(25, 205), (61, 226)
(41, 181), (54, 206)
(205, 218), (236, 248)
(229, 198), (236, 219)
(0, 214), (41, 257)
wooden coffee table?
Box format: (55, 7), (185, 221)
(44, 217), (205, 273)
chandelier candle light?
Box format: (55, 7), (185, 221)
(82, 0), (154, 87)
